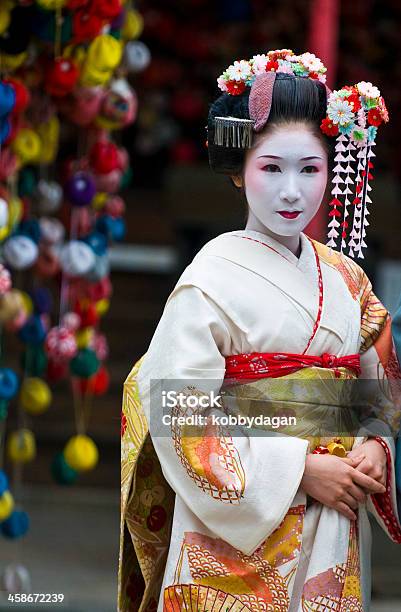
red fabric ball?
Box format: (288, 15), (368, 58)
(45, 59), (80, 98)
(90, 0), (122, 20)
(74, 301), (99, 327)
(89, 141), (120, 175)
(47, 358), (68, 383)
(82, 365), (109, 395)
(73, 9), (103, 43)
(67, 0), (90, 8)
(4, 78), (31, 114)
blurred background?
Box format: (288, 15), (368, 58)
(1, 0), (401, 611)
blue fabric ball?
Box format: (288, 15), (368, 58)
(95, 215), (114, 239)
(0, 470), (9, 495)
(18, 315), (46, 346)
(17, 219), (41, 244)
(0, 118), (11, 146)
(0, 83), (16, 118)
(83, 232), (108, 256)
(29, 287), (52, 314)
(1, 510), (30, 538)
(0, 368), (19, 400)
(111, 218), (126, 242)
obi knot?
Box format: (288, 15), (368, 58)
(321, 353), (337, 368)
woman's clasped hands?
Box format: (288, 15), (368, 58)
(300, 438), (387, 521)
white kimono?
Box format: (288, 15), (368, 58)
(120, 229), (401, 612)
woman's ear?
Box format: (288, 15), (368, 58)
(231, 175), (243, 188)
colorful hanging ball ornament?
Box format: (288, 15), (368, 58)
(18, 314), (46, 345)
(30, 287), (52, 314)
(0, 368), (19, 401)
(51, 452), (78, 485)
(7, 429), (36, 464)
(45, 326), (78, 361)
(45, 57), (79, 98)
(20, 377), (52, 415)
(1, 510), (29, 539)
(4, 78), (30, 114)
(122, 9), (144, 41)
(75, 301), (99, 327)
(39, 217), (65, 245)
(21, 345), (47, 378)
(59, 240), (96, 277)
(83, 231), (108, 256)
(70, 348), (99, 378)
(104, 195), (125, 218)
(63, 434), (99, 471)
(88, 365), (110, 395)
(123, 41), (151, 73)
(3, 236), (38, 270)
(2, 564), (31, 595)
(0, 197), (9, 230)
(91, 331), (109, 361)
(86, 254), (110, 282)
(96, 79), (137, 129)
(0, 81), (15, 118)
(91, 0), (122, 20)
(62, 311), (80, 331)
(35, 246), (60, 278)
(65, 172), (96, 206)
(0, 470), (9, 495)
(94, 169), (122, 193)
(0, 264), (12, 295)
(89, 141), (120, 175)
(46, 358), (68, 383)
(11, 128), (41, 165)
(0, 399), (8, 421)
(72, 8), (103, 44)
(17, 218), (41, 244)
(36, 180), (63, 215)
(75, 327), (94, 349)
(0, 289), (24, 324)
(0, 490), (14, 521)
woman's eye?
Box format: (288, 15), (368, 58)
(302, 165), (318, 174)
(263, 164), (281, 173)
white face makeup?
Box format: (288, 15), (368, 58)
(240, 123), (328, 253)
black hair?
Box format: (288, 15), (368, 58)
(207, 73), (330, 176)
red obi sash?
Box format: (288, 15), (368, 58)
(224, 351), (361, 382)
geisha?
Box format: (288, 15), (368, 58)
(119, 50), (401, 612)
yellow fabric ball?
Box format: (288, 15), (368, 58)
(80, 65), (113, 88)
(86, 35), (122, 72)
(76, 327), (94, 349)
(0, 290), (24, 323)
(64, 435), (99, 472)
(36, 0), (66, 8)
(122, 10), (144, 41)
(0, 6), (11, 36)
(0, 226), (9, 242)
(7, 196), (23, 230)
(37, 117), (60, 164)
(95, 299), (109, 316)
(19, 291), (33, 316)
(7, 429), (36, 464)
(92, 193), (108, 211)
(12, 129), (42, 165)
(0, 52), (27, 71)
(20, 378), (52, 415)
(0, 491), (14, 521)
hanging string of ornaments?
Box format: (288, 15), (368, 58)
(0, 0), (150, 591)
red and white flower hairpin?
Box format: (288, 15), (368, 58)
(320, 82), (389, 259)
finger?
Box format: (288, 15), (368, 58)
(342, 492), (359, 510)
(352, 470), (386, 493)
(336, 501), (357, 521)
(347, 483), (367, 504)
(342, 455), (365, 466)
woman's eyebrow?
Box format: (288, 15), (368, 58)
(257, 155), (323, 160)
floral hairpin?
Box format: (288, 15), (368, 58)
(321, 82), (389, 258)
(217, 49), (327, 96)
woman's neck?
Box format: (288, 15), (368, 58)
(245, 217), (302, 258)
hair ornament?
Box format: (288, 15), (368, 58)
(321, 82), (389, 258)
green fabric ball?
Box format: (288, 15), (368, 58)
(18, 168), (37, 198)
(109, 29), (121, 40)
(0, 399), (8, 422)
(70, 348), (99, 378)
(51, 452), (78, 485)
(21, 345), (48, 377)
(120, 167), (133, 191)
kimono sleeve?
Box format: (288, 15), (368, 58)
(136, 284), (309, 556)
(358, 272), (401, 543)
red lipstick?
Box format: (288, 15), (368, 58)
(277, 211), (301, 219)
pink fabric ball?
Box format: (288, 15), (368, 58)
(45, 326), (78, 360)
